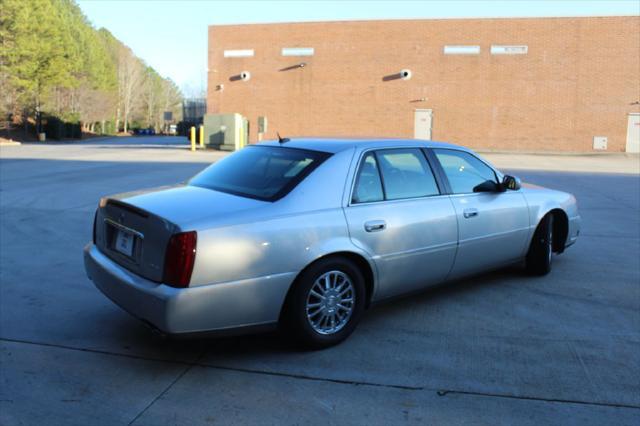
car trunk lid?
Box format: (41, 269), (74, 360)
(95, 185), (267, 282)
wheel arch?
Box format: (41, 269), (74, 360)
(549, 208), (569, 253)
(531, 208), (569, 254)
(278, 251), (377, 323)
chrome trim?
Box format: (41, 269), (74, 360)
(346, 145), (506, 206)
(375, 240), (458, 261)
(347, 146), (450, 207)
(348, 193), (450, 207)
(104, 218), (145, 240)
(430, 148), (505, 194)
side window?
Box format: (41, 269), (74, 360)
(377, 149), (440, 200)
(433, 149), (498, 194)
(352, 153), (384, 203)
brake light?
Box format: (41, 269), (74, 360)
(163, 231), (197, 288)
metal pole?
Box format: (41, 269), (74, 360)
(190, 126), (196, 151)
(199, 125), (204, 148)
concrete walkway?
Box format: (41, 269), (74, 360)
(482, 152), (640, 175)
(3, 136), (638, 174)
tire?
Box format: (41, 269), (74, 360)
(281, 257), (366, 349)
(525, 214), (554, 276)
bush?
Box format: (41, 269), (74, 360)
(177, 120), (197, 137)
(44, 116), (64, 140)
(43, 115), (82, 140)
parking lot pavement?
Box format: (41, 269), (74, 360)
(1, 138), (639, 425)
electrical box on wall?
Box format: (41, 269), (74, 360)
(593, 136), (608, 150)
(258, 116), (268, 133)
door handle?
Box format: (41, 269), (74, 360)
(463, 208), (479, 218)
(364, 220), (386, 232)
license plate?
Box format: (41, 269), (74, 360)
(115, 229), (135, 257)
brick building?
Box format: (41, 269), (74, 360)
(207, 16), (640, 152)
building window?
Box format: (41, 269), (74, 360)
(491, 45), (528, 55)
(281, 47), (314, 56)
(443, 45), (480, 55)
(223, 49), (254, 58)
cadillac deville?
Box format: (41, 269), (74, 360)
(84, 138), (580, 348)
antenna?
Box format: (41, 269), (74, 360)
(277, 132), (290, 144)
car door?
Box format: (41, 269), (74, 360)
(344, 148), (458, 301)
(430, 148), (530, 279)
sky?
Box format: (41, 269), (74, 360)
(77, 0), (640, 96)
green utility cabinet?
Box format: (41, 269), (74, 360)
(203, 113), (249, 151)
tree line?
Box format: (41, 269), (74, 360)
(0, 0), (183, 137)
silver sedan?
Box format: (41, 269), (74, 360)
(84, 139), (580, 348)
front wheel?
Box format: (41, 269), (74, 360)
(525, 214), (554, 276)
(282, 257), (365, 349)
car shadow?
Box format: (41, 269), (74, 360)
(174, 264), (531, 357)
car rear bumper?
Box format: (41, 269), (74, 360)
(83, 244), (295, 335)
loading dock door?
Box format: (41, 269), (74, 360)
(626, 113), (640, 153)
(414, 109), (432, 140)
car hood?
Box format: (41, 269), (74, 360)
(112, 184), (268, 229)
(520, 182), (547, 190)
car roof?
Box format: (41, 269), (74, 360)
(258, 138), (468, 154)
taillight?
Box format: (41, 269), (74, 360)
(163, 231), (197, 288)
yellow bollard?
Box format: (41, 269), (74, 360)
(199, 125), (204, 148)
(190, 126), (196, 151)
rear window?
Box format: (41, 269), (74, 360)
(189, 145), (331, 201)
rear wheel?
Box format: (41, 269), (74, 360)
(282, 257), (365, 349)
(525, 214), (554, 275)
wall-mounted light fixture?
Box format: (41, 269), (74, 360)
(400, 69), (412, 80)
(382, 69), (413, 82)
(229, 71), (251, 82)
(279, 62), (306, 72)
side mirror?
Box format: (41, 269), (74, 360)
(502, 175), (521, 191)
(473, 180), (500, 193)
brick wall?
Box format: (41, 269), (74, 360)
(208, 17), (640, 152)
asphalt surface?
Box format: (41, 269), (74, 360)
(1, 136), (639, 425)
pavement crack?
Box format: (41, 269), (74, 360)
(0, 336), (190, 365)
(435, 388), (640, 410)
(3, 336), (640, 411)
(567, 341), (600, 401)
(127, 351), (205, 426)
(195, 363), (423, 391)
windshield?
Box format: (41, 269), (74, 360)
(189, 145), (331, 201)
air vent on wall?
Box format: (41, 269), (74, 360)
(443, 45), (480, 55)
(223, 49), (254, 58)
(281, 47), (314, 56)
(491, 45), (528, 55)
